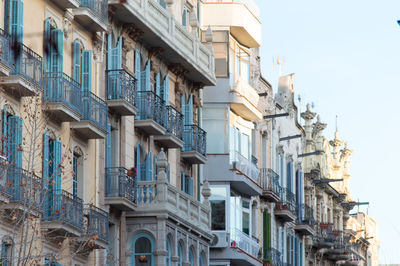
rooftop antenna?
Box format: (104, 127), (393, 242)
(335, 115), (338, 133)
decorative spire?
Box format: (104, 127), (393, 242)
(312, 114), (327, 137)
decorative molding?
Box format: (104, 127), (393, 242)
(63, 10), (74, 39)
(122, 23), (144, 42)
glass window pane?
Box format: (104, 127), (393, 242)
(241, 133), (249, 159)
(135, 237), (151, 253)
(211, 200), (226, 230)
(242, 212), (249, 235)
(210, 186), (227, 198)
(240, 60), (249, 83)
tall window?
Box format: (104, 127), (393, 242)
(1, 240), (12, 266)
(188, 248), (195, 266)
(242, 199), (250, 235)
(234, 44), (250, 83)
(165, 237), (172, 266)
(210, 186), (228, 231)
(182, 7), (188, 28)
(132, 233), (154, 266)
(44, 19), (63, 74)
(4, 0), (23, 43)
(72, 40), (92, 91)
(72, 154), (78, 197)
(1, 109), (22, 168)
(177, 242), (183, 266)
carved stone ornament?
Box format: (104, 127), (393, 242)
(122, 23), (144, 42)
(169, 63), (188, 79)
(192, 82), (205, 91)
(301, 103), (316, 121)
(312, 115), (327, 138)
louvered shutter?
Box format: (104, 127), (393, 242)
(136, 143), (141, 181)
(181, 172), (186, 192)
(145, 151), (152, 181)
(188, 95), (193, 125)
(135, 49), (141, 90)
(114, 37), (122, 69)
(10, 0), (23, 43)
(82, 50), (92, 91)
(107, 34), (112, 70)
(155, 73), (161, 96)
(53, 140), (62, 192)
(181, 94), (187, 124)
(141, 61), (151, 91)
(43, 133), (49, 189)
(73, 40), (81, 83)
(163, 74), (169, 105)
(17, 0), (23, 43)
(2, 109), (7, 155)
(106, 124), (111, 169)
(51, 29), (63, 73)
(7, 116), (22, 168)
(4, 0), (10, 35)
(44, 19), (51, 73)
(187, 176), (194, 196)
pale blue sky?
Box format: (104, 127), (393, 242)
(254, 0), (400, 263)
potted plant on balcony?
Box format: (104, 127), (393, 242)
(127, 167), (137, 178)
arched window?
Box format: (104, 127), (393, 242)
(132, 233), (154, 266)
(166, 236), (172, 266)
(182, 7), (188, 28)
(189, 247), (195, 266)
(199, 252), (206, 266)
(177, 241), (184, 266)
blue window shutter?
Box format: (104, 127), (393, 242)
(81, 50), (92, 91)
(73, 40), (81, 83)
(116, 36), (122, 69)
(145, 151), (152, 181)
(188, 177), (194, 196)
(135, 49), (141, 90)
(44, 19), (51, 72)
(2, 109), (7, 155)
(107, 34), (112, 70)
(4, 0), (10, 35)
(73, 154), (78, 197)
(50, 29), (63, 73)
(143, 61), (151, 91)
(17, 0), (23, 43)
(106, 124), (111, 169)
(136, 143), (141, 181)
(182, 7), (187, 28)
(43, 133), (49, 187)
(54, 140), (62, 192)
(181, 172), (186, 192)
(7, 116), (22, 168)
(181, 94), (186, 125)
(163, 74), (169, 105)
(10, 0), (23, 42)
(188, 95), (193, 125)
(155, 73), (161, 97)
(159, 0), (166, 8)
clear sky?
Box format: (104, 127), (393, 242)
(254, 0), (400, 263)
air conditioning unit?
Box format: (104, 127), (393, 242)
(211, 231), (230, 248)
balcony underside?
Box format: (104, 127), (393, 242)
(313, 240), (334, 249)
(41, 221), (83, 237)
(1, 202), (41, 218)
(154, 134), (184, 149)
(261, 190), (280, 203)
(78, 236), (108, 250)
(230, 99), (262, 122)
(45, 103), (81, 122)
(70, 121), (107, 139)
(181, 150), (207, 164)
(105, 196), (137, 211)
(107, 99), (137, 116)
(326, 253), (352, 261)
(210, 247), (262, 266)
(0, 75), (37, 97)
(108, 0), (215, 85)
(274, 209), (296, 223)
(52, 0), (80, 9)
(73, 8), (107, 32)
(135, 119), (166, 135)
(294, 224), (315, 236)
(0, 62), (12, 76)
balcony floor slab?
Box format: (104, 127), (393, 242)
(0, 62), (12, 76)
(154, 134), (184, 149)
(45, 103), (81, 122)
(0, 75), (37, 97)
(181, 150), (207, 164)
(105, 196), (137, 211)
(41, 221), (83, 237)
(107, 99), (137, 116)
(73, 8), (107, 32)
(210, 247), (262, 266)
(135, 120), (166, 135)
(274, 209), (296, 223)
(295, 224), (316, 236)
(70, 121), (107, 139)
(261, 190), (280, 203)
(52, 0), (80, 9)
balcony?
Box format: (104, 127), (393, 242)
(201, 1), (261, 47)
(79, 205), (109, 250)
(43, 72), (82, 122)
(52, 0), (80, 9)
(153, 106), (184, 148)
(108, 0), (216, 85)
(230, 77), (262, 121)
(231, 228), (260, 259)
(42, 190), (84, 237)
(135, 180), (211, 236)
(0, 42), (42, 97)
(313, 223), (336, 248)
(3, 167), (42, 217)
(70, 91), (108, 139)
(204, 153), (262, 196)
(181, 124), (207, 164)
(274, 188), (296, 223)
(0, 157), (12, 203)
(105, 167), (137, 211)
(135, 91), (167, 135)
(0, 29), (13, 76)
(295, 204), (316, 236)
(260, 168), (281, 203)
(74, 0), (108, 32)
(106, 69), (137, 116)
(263, 247), (282, 266)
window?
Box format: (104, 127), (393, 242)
(177, 242), (183, 266)
(1, 240), (12, 266)
(199, 253), (206, 266)
(72, 40), (92, 91)
(1, 109), (22, 168)
(4, 0), (23, 43)
(240, 133), (250, 159)
(286, 161), (292, 192)
(210, 186), (228, 231)
(166, 237), (172, 266)
(44, 19), (63, 74)
(242, 199), (250, 235)
(181, 173), (194, 197)
(232, 42), (250, 83)
(188, 248), (195, 266)
(158, 0), (166, 8)
(182, 7), (188, 28)
(132, 233), (154, 266)
(73, 154), (78, 197)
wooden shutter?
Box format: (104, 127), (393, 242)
(2, 109), (7, 155)
(53, 139), (62, 192)
(187, 176), (194, 196)
(10, 0), (23, 43)
(141, 61), (151, 91)
(51, 29), (63, 73)
(73, 40), (81, 83)
(163, 74), (169, 105)
(4, 0), (10, 35)
(145, 151), (153, 181)
(43, 133), (49, 188)
(17, 0), (23, 43)
(106, 124), (111, 169)
(136, 143), (141, 181)
(181, 172), (186, 192)
(135, 49), (141, 90)
(81, 50), (92, 91)
(188, 95), (193, 125)
(7, 116), (22, 168)
(107, 34), (112, 70)
(155, 73), (161, 96)
(44, 19), (51, 72)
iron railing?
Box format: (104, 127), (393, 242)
(297, 203), (316, 226)
(11, 42), (42, 88)
(260, 168), (281, 196)
(0, 29), (13, 70)
(165, 105), (183, 140)
(42, 189), (84, 231)
(135, 90), (167, 127)
(105, 167), (136, 203)
(263, 247), (282, 265)
(7, 167), (42, 210)
(182, 124), (207, 156)
(81, 90), (108, 132)
(80, 0), (108, 23)
(275, 188), (296, 215)
(106, 69), (136, 108)
(230, 150), (259, 183)
(231, 228), (260, 258)
(43, 72), (83, 115)
(85, 204), (109, 243)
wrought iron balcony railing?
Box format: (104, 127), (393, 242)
(297, 203), (316, 226)
(105, 167), (136, 203)
(135, 90), (167, 127)
(85, 204), (109, 243)
(81, 90), (108, 132)
(0, 29), (13, 70)
(230, 228), (260, 258)
(42, 189), (84, 231)
(260, 168), (281, 195)
(106, 69), (136, 107)
(230, 150), (259, 183)
(11, 42), (43, 88)
(164, 105), (183, 140)
(80, 0), (108, 22)
(7, 167), (42, 210)
(43, 72), (83, 115)
(263, 247), (282, 265)
(275, 188), (296, 215)
(183, 124), (207, 156)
